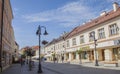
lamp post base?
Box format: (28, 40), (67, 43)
(38, 64), (42, 73)
(95, 60), (99, 66)
(38, 70), (42, 73)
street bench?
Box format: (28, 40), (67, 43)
(104, 61), (118, 67)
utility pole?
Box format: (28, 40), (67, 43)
(0, 0), (4, 72)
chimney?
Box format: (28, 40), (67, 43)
(113, 2), (119, 12)
(100, 11), (106, 16)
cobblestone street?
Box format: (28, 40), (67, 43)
(0, 63), (58, 74)
(1, 62), (120, 74)
(42, 62), (120, 74)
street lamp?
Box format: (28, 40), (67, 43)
(62, 36), (66, 63)
(62, 32), (68, 63)
(90, 31), (99, 66)
(54, 42), (55, 63)
(36, 25), (48, 73)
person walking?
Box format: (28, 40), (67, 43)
(20, 58), (23, 66)
(62, 56), (64, 63)
(20, 57), (25, 67)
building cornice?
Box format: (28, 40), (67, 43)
(66, 8), (120, 39)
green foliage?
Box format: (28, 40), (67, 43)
(76, 48), (83, 54)
(22, 48), (35, 57)
(76, 46), (90, 54)
(52, 53), (55, 57)
(21, 54), (26, 58)
(22, 50), (28, 56)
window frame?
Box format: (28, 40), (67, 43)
(109, 23), (119, 36)
(80, 35), (84, 44)
(72, 38), (76, 46)
(89, 31), (95, 42)
(98, 28), (106, 39)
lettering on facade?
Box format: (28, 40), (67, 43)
(80, 46), (90, 51)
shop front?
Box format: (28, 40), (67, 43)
(78, 46), (94, 62)
(2, 42), (12, 70)
(113, 38), (120, 61)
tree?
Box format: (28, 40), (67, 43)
(22, 47), (35, 58)
(76, 48), (83, 64)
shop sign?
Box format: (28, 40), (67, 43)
(80, 46), (90, 51)
(114, 39), (120, 45)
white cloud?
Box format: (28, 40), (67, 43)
(12, 8), (19, 16)
(22, 1), (96, 27)
(106, 0), (120, 2)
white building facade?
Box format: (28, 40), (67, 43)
(45, 2), (120, 64)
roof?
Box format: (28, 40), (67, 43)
(66, 7), (120, 39)
(20, 46), (39, 51)
(32, 46), (39, 50)
(45, 32), (69, 47)
(56, 32), (69, 42)
(45, 39), (57, 47)
(20, 46), (29, 51)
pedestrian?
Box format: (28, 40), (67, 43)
(62, 56), (64, 63)
(23, 58), (25, 65)
(20, 57), (25, 67)
(54, 57), (57, 63)
(20, 58), (23, 66)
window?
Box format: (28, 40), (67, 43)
(60, 44), (62, 49)
(89, 31), (95, 42)
(66, 40), (70, 47)
(57, 44), (59, 49)
(113, 48), (118, 54)
(109, 23), (119, 36)
(62, 43), (65, 48)
(98, 28), (105, 39)
(80, 35), (84, 44)
(72, 38), (76, 46)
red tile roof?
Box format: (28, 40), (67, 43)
(66, 8), (120, 39)
(21, 46), (40, 51)
(32, 46), (39, 50)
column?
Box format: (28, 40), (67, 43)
(104, 49), (112, 61)
(69, 53), (72, 61)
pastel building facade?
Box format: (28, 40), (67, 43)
(45, 2), (120, 63)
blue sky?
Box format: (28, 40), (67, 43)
(10, 0), (120, 49)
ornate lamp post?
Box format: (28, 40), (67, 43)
(90, 31), (99, 66)
(62, 32), (68, 63)
(62, 36), (65, 63)
(36, 25), (48, 73)
(54, 42), (56, 63)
